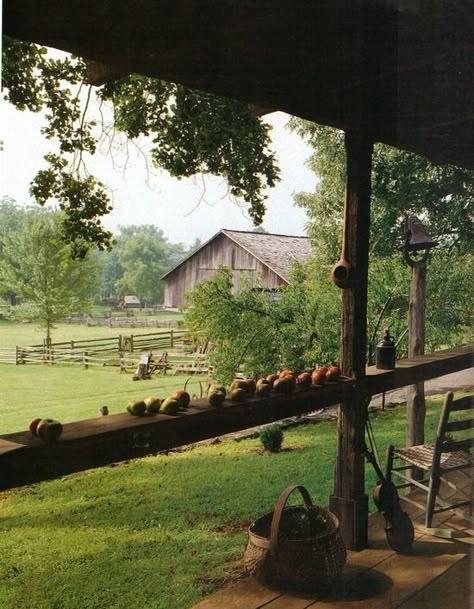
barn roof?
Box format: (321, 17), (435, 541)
(161, 229), (312, 283)
(222, 230), (312, 282)
(4, 1), (474, 169)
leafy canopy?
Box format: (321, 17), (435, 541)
(2, 37), (280, 251)
(288, 121), (473, 358)
(289, 121), (474, 262)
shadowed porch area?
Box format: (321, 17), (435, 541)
(193, 469), (473, 609)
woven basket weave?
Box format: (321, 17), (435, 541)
(244, 485), (346, 589)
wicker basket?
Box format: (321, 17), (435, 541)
(244, 485), (346, 589)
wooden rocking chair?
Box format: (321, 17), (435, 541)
(386, 391), (473, 538)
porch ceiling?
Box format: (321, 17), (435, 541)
(3, 1), (474, 169)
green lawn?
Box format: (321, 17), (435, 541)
(0, 397), (454, 609)
(1, 318), (200, 433)
(0, 364), (208, 433)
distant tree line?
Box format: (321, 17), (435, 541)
(0, 198), (197, 341)
(96, 225), (200, 305)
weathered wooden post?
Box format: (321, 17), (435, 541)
(329, 132), (373, 550)
(403, 216), (437, 450)
(83, 351), (89, 369)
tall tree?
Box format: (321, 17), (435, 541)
(113, 225), (187, 303)
(0, 197), (27, 305)
(2, 38), (280, 250)
(94, 248), (123, 301)
(0, 209), (98, 343)
(288, 121), (473, 355)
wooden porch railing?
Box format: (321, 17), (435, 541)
(0, 344), (472, 492)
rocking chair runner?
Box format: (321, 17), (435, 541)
(386, 391), (473, 538)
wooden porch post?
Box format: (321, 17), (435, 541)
(329, 132), (373, 551)
(406, 261), (427, 449)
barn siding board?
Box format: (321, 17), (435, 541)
(163, 230), (310, 307)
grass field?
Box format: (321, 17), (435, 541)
(0, 397), (454, 609)
(0, 364), (208, 433)
(1, 318), (201, 433)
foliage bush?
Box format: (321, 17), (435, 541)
(259, 424), (284, 453)
(184, 264), (340, 384)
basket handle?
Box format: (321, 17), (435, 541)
(269, 485), (314, 555)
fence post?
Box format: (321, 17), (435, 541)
(119, 351), (125, 373)
(15, 346), (20, 365)
(130, 334), (134, 352)
(71, 340), (75, 350)
(83, 351), (89, 369)
(170, 329), (174, 348)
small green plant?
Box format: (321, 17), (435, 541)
(260, 424), (284, 453)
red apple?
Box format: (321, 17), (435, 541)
(296, 372), (312, 387)
(326, 365), (342, 381)
(311, 369), (327, 385)
(29, 418), (42, 436)
(172, 390), (191, 408)
(36, 419), (63, 444)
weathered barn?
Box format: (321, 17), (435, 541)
(162, 230), (312, 308)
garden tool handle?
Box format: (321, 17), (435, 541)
(269, 485), (313, 554)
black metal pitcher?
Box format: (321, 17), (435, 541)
(375, 328), (396, 370)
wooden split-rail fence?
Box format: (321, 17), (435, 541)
(1, 329), (189, 368)
(64, 315), (179, 328)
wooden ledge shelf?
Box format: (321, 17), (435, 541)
(0, 379), (355, 491)
(1, 344), (471, 492)
(366, 344), (473, 395)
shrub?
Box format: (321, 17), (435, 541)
(260, 424), (283, 453)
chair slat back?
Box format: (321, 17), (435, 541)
(449, 395), (474, 412)
(445, 418), (474, 433)
(438, 392), (474, 454)
(442, 438), (474, 452)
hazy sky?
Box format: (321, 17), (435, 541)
(0, 95), (317, 246)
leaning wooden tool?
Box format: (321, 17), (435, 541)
(364, 423), (414, 553)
